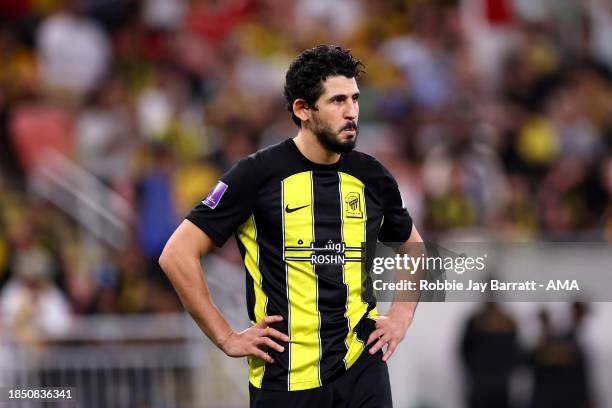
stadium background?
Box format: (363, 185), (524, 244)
(0, 0), (611, 407)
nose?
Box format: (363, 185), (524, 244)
(344, 99), (358, 120)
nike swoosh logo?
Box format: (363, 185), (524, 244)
(285, 204), (310, 213)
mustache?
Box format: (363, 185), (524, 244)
(341, 121), (358, 131)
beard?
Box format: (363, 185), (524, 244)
(309, 114), (358, 154)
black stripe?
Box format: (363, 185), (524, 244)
(257, 190), (290, 390)
(312, 171), (349, 383)
(355, 314), (377, 344)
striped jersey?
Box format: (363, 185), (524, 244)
(187, 138), (412, 391)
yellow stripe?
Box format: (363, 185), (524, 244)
(339, 172), (370, 368)
(283, 171), (320, 390)
(238, 215), (267, 388)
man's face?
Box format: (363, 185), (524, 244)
(307, 75), (360, 154)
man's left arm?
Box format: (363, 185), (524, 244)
(367, 226), (424, 362)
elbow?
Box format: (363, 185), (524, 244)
(158, 245), (176, 274)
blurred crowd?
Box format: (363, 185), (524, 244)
(461, 302), (593, 408)
(0, 0), (611, 334)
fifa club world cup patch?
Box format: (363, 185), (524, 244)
(202, 181), (228, 209)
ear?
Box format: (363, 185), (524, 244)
(292, 99), (311, 123)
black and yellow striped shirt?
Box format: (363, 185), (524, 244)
(187, 138), (412, 391)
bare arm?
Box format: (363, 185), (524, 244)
(367, 226), (424, 361)
(159, 220), (289, 363)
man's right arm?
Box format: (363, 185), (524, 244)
(159, 219), (289, 363)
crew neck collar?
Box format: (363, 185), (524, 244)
(287, 138), (343, 169)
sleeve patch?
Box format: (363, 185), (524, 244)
(202, 181), (228, 209)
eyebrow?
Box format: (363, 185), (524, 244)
(327, 92), (360, 102)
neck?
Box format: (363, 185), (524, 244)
(293, 128), (340, 165)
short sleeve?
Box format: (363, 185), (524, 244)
(377, 165), (413, 243)
(186, 157), (257, 247)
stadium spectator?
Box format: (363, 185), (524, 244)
(527, 307), (593, 408)
(0, 244), (72, 345)
(36, 1), (111, 95)
(460, 302), (519, 408)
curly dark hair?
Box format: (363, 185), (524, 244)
(284, 45), (365, 127)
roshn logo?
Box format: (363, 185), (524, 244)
(284, 240), (363, 265)
(202, 181), (228, 209)
(344, 192), (363, 218)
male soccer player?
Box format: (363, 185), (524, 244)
(160, 44), (423, 408)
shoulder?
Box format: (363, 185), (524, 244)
(244, 139), (292, 169)
(342, 149), (387, 175)
(345, 149), (383, 167)
(239, 139), (303, 184)
(226, 140), (288, 177)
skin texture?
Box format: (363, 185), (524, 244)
(159, 74), (422, 365)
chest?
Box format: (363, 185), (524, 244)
(253, 170), (383, 246)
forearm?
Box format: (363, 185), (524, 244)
(387, 229), (424, 323)
(387, 301), (417, 330)
(160, 249), (233, 349)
